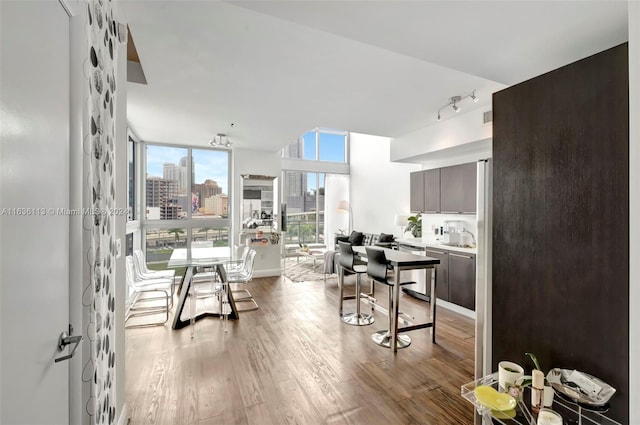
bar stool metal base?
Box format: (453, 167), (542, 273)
(371, 330), (411, 349)
(342, 312), (375, 326)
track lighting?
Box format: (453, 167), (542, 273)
(209, 133), (232, 148)
(437, 89), (479, 121)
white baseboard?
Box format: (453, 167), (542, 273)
(436, 299), (476, 320)
(252, 268), (281, 278)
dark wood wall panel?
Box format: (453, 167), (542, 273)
(492, 43), (629, 422)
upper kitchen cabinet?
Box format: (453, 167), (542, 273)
(410, 169), (441, 213)
(410, 171), (424, 212)
(440, 163), (476, 214)
(423, 168), (441, 213)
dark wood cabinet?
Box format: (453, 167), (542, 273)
(439, 165), (463, 213)
(410, 163), (475, 214)
(409, 171), (424, 212)
(448, 252), (475, 311)
(425, 246), (475, 310)
(426, 248), (448, 301)
(423, 168), (441, 213)
(461, 162), (477, 213)
(440, 163), (476, 214)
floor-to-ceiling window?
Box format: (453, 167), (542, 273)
(282, 171), (325, 244)
(281, 128), (348, 245)
(142, 144), (231, 268)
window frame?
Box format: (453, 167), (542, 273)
(141, 142), (232, 255)
(283, 128), (349, 163)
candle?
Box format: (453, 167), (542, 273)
(537, 408), (562, 425)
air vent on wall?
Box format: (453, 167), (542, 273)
(483, 110), (493, 124)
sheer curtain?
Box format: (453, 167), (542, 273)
(324, 174), (350, 249)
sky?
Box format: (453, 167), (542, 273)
(146, 130), (345, 194)
(146, 145), (229, 193)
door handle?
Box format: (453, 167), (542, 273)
(54, 328), (83, 363)
(426, 250), (447, 255)
(449, 253), (473, 259)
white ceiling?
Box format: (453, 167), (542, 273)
(120, 1), (629, 152)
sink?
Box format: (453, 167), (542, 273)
(440, 242), (475, 249)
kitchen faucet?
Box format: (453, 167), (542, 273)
(462, 228), (476, 245)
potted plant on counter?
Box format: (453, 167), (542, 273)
(406, 214), (422, 238)
(510, 352), (554, 408)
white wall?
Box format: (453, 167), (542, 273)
(114, 12), (128, 423)
(390, 105), (496, 164)
(629, 1), (639, 423)
(349, 133), (421, 235)
(232, 148), (281, 242)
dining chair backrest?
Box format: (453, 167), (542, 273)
(229, 249), (256, 283)
(365, 247), (389, 284)
(133, 249), (148, 274)
(241, 249), (257, 279)
(125, 255), (134, 282)
(337, 241), (356, 271)
(125, 256), (140, 287)
(240, 245), (250, 263)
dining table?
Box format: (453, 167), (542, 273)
(350, 245), (440, 352)
(168, 246), (239, 330)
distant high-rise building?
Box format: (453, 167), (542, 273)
(146, 176), (177, 208)
(146, 176), (183, 220)
(284, 170), (306, 200)
(193, 179), (222, 201)
(284, 138), (303, 159)
(203, 194), (228, 217)
(163, 157), (191, 195)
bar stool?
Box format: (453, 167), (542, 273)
(365, 247), (415, 349)
(338, 241), (374, 326)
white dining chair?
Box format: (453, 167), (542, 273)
(125, 256), (173, 328)
(189, 270), (229, 338)
(225, 249), (258, 311)
(133, 249), (176, 281)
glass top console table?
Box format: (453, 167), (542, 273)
(461, 373), (621, 425)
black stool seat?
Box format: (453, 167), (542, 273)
(365, 247), (415, 349)
(338, 241), (374, 326)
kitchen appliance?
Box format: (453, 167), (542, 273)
(443, 220), (463, 245)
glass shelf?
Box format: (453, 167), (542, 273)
(461, 373), (621, 425)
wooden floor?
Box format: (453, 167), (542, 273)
(125, 273), (476, 425)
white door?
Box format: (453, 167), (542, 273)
(1, 1), (73, 423)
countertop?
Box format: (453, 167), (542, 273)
(396, 237), (477, 255)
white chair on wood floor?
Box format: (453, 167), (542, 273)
(133, 249), (176, 284)
(125, 256), (173, 328)
(131, 252), (175, 309)
(189, 268), (229, 338)
(225, 249), (258, 311)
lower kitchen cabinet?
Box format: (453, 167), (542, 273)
(448, 252), (476, 310)
(426, 248), (449, 301)
(426, 247), (475, 310)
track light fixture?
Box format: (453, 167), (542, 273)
(437, 89), (478, 121)
(209, 133), (232, 148)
